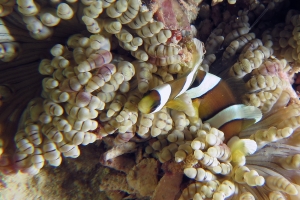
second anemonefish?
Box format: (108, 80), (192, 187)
(138, 40), (262, 140)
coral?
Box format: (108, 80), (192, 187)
(126, 158), (159, 196)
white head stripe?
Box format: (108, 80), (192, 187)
(151, 84), (172, 113)
(175, 67), (199, 98)
(185, 72), (221, 99)
(204, 104), (262, 128)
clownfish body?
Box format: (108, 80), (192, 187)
(138, 68), (261, 140)
(138, 39), (262, 140)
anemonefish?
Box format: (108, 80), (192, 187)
(138, 40), (262, 140)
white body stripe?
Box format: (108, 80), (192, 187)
(204, 104), (262, 128)
(175, 67), (199, 98)
(185, 72), (221, 99)
(152, 84), (172, 113)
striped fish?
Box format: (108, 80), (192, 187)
(138, 38), (205, 114)
(138, 39), (262, 140)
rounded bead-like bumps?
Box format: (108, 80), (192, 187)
(213, 180), (236, 200)
(68, 91), (104, 110)
(56, 3), (74, 20)
(136, 22), (164, 38)
(244, 170), (265, 186)
(250, 126), (293, 149)
(52, 116), (72, 132)
(67, 117), (98, 132)
(115, 29), (133, 42)
(83, 1), (103, 18)
(17, 0), (40, 16)
(90, 35), (111, 51)
(107, 93), (127, 117)
(52, 55), (70, 69)
(57, 140), (80, 158)
(0, 42), (21, 62)
(128, 11), (153, 29)
(266, 176), (298, 195)
(82, 16), (101, 33)
(31, 148), (45, 170)
(41, 124), (63, 143)
(106, 0), (128, 18)
(143, 30), (172, 45)
(144, 44), (179, 58)
(116, 0), (140, 24)
(137, 113), (154, 137)
(16, 137), (34, 154)
(42, 140), (62, 166)
(77, 49), (112, 72)
(184, 167), (217, 182)
(224, 27), (250, 46)
(103, 19), (122, 34)
(85, 63), (117, 93)
(158, 143), (178, 163)
(40, 8), (61, 27)
(175, 143), (193, 162)
(151, 108), (173, 137)
(207, 144), (231, 162)
(212, 163), (232, 175)
(43, 100), (63, 116)
(49, 89), (70, 103)
(25, 123), (43, 145)
(65, 103), (98, 121)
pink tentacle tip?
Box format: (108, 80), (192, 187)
(95, 50), (112, 66)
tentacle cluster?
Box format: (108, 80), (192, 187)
(2, 0), (300, 200)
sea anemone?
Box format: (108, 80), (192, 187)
(1, 0), (300, 199)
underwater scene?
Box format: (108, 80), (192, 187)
(1, 0), (300, 199)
